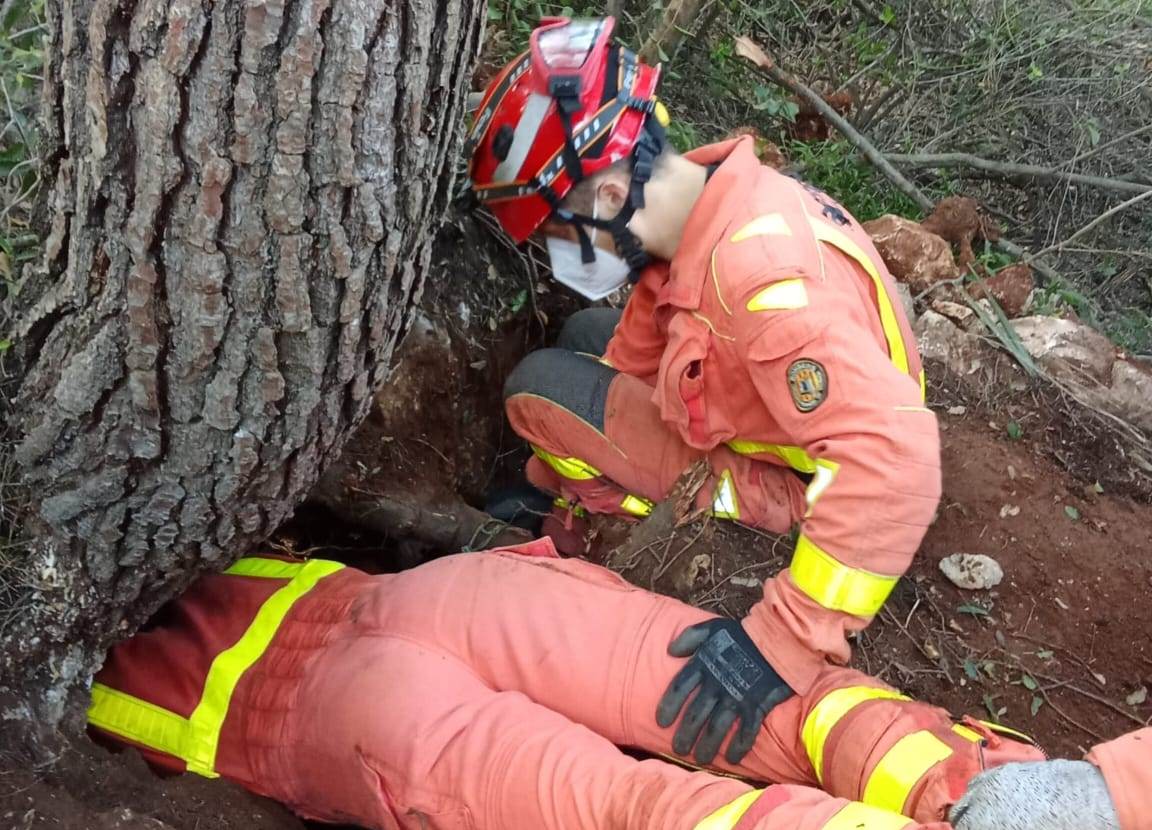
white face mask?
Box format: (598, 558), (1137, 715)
(545, 202), (631, 301)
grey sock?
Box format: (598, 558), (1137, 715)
(950, 760), (1120, 830)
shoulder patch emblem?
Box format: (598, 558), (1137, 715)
(787, 359), (828, 412)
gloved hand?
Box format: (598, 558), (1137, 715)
(950, 760), (1119, 830)
(655, 618), (793, 766)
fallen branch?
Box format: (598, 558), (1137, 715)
(733, 36), (933, 214)
(1027, 189), (1152, 262)
(608, 460), (710, 570)
(1065, 123), (1152, 168)
(884, 153), (1152, 196)
(731, 35), (1061, 285)
(311, 486), (531, 553)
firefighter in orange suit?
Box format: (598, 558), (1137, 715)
(90, 540), (1058, 830)
(467, 17), (940, 764)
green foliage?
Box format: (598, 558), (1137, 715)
(665, 118), (702, 153)
(785, 140), (923, 222)
(0, 0), (45, 308)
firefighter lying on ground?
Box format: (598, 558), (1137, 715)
(469, 16), (941, 762)
(89, 540), (1142, 830)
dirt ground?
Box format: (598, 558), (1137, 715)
(0, 737), (301, 830)
(6, 220), (1151, 827)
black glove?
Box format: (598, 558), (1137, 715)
(655, 618), (794, 766)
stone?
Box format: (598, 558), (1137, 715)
(863, 215), (961, 294)
(1011, 316), (1117, 384)
(968, 263), (1035, 318)
(939, 553), (1004, 591)
(915, 310), (989, 376)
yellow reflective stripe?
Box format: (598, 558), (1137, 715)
(804, 459), (840, 518)
(802, 686), (910, 783)
(87, 684), (206, 773)
(808, 219), (910, 377)
(727, 440), (818, 474)
(225, 557), (311, 579)
(711, 469), (740, 519)
(973, 719), (1036, 745)
(790, 535), (898, 618)
(731, 213), (792, 242)
(86, 558), (344, 778)
(186, 558), (344, 775)
(693, 790), (763, 830)
(862, 731), (953, 815)
(952, 724), (983, 743)
(919, 369), (927, 402)
(746, 279), (809, 312)
(532, 446), (602, 481)
(620, 494), (654, 517)
(822, 801), (911, 830)
(553, 496), (588, 518)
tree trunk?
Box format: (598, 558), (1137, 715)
(2, 0), (483, 751)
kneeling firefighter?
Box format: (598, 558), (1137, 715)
(467, 17), (941, 765)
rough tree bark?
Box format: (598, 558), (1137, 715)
(1, 0), (483, 750)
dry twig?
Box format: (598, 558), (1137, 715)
(1026, 189), (1152, 262)
(731, 34), (1063, 285)
(885, 153), (1152, 196)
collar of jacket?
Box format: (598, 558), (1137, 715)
(639, 135), (759, 312)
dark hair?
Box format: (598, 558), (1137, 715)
(560, 146), (676, 216)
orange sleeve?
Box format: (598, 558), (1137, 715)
(1087, 728), (1152, 830)
(734, 289), (941, 693)
(602, 270), (667, 383)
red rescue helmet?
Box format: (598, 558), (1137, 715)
(466, 17), (669, 248)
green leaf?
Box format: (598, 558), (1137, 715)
(1027, 61), (1044, 80)
(957, 604), (990, 617)
(1036, 649), (1054, 660)
(1064, 505), (1081, 521)
(508, 289), (528, 315)
(1021, 674), (1039, 691)
(0, 339), (11, 353)
(1006, 421), (1023, 440)
(1093, 482), (1105, 494)
(963, 658), (982, 680)
(880, 4), (896, 24)
(1030, 695), (1044, 717)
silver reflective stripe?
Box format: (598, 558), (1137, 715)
(493, 93), (554, 184)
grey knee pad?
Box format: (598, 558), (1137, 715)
(503, 348), (617, 432)
(556, 308), (624, 357)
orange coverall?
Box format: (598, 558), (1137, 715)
(88, 541), (1042, 830)
(1088, 729), (1152, 830)
(505, 136), (941, 694)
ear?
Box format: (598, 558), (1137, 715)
(596, 175), (629, 213)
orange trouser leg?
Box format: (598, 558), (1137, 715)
(504, 349), (806, 529)
(346, 551), (1041, 824)
(289, 637), (942, 830)
(287, 634), (758, 829)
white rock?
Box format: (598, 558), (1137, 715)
(939, 553), (1004, 591)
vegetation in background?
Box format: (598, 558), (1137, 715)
(0, 0), (44, 320)
(483, 0), (1152, 352)
(0, 0), (44, 625)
